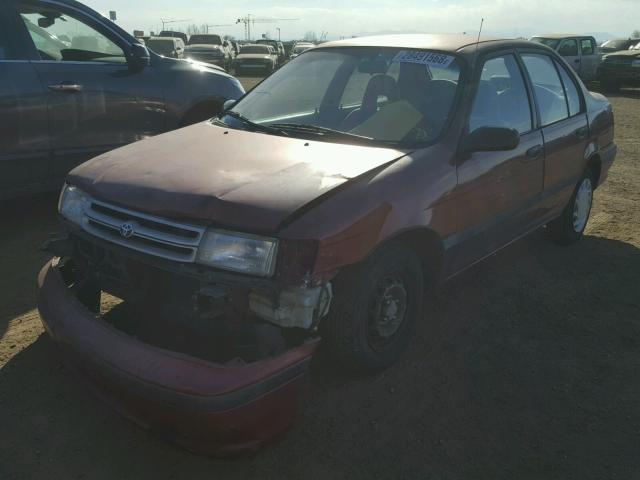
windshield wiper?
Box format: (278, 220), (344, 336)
(220, 111), (289, 136)
(268, 123), (379, 145)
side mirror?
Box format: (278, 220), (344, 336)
(223, 99), (237, 111)
(128, 43), (150, 71)
(464, 127), (520, 153)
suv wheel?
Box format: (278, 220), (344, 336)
(549, 168), (595, 245)
(323, 246), (424, 372)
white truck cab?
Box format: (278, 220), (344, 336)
(530, 35), (601, 82)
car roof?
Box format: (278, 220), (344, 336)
(317, 34), (550, 59)
(531, 34), (589, 39)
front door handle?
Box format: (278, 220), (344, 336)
(48, 83), (83, 93)
(523, 144), (544, 162)
(574, 126), (589, 139)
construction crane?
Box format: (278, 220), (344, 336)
(203, 24), (233, 34)
(160, 18), (191, 31)
(236, 14), (298, 41)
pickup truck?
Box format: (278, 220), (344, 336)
(530, 35), (601, 82)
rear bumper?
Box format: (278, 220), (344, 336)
(37, 259), (319, 456)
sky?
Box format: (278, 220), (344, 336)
(84, 0), (640, 42)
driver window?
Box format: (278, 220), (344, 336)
(469, 54), (533, 135)
(18, 3), (126, 63)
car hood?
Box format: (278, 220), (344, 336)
(67, 122), (407, 233)
(604, 50), (640, 59)
(159, 55), (228, 73)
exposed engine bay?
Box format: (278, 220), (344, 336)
(45, 232), (329, 365)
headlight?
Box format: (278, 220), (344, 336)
(196, 229), (278, 277)
(58, 184), (90, 225)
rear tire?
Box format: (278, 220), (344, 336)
(322, 246), (424, 372)
(548, 167), (596, 246)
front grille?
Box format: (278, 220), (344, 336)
(82, 200), (206, 263)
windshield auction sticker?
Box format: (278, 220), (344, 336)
(392, 50), (454, 68)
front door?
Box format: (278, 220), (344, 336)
(449, 52), (544, 274)
(0, 6), (50, 198)
(14, 1), (165, 186)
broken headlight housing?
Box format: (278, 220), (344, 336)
(58, 184), (90, 226)
(196, 229), (278, 277)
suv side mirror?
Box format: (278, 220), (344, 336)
(128, 43), (150, 71)
(223, 99), (236, 111)
(464, 127), (520, 153)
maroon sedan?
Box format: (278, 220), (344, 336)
(38, 34), (616, 455)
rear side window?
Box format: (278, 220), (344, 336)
(556, 62), (582, 117)
(521, 53), (568, 126)
(469, 54), (533, 134)
(580, 38), (595, 55)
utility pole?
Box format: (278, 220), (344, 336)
(276, 27), (281, 41)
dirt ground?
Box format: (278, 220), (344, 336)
(0, 81), (639, 480)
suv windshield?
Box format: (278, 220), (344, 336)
(223, 47), (462, 147)
(188, 34), (221, 45)
(241, 46), (270, 54)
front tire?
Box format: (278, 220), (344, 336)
(323, 246), (424, 372)
(548, 168), (595, 245)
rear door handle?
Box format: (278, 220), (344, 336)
(523, 144), (544, 162)
(48, 83), (83, 93)
(574, 126), (589, 139)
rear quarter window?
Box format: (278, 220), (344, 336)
(556, 62), (582, 117)
(521, 53), (569, 126)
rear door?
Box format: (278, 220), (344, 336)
(0, 2), (50, 198)
(520, 51), (589, 218)
(557, 38), (581, 75)
(579, 37), (598, 81)
(14, 0), (165, 186)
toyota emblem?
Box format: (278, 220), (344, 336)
(119, 222), (135, 238)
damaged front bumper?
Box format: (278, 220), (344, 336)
(37, 258), (320, 456)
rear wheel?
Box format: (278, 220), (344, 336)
(548, 168), (595, 245)
(323, 246), (424, 372)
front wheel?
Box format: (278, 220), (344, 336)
(548, 168), (595, 245)
(322, 246), (424, 372)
